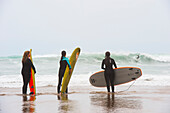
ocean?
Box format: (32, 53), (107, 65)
(0, 52), (170, 88)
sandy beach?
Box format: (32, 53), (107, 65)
(1, 0), (170, 112)
(1, 85), (170, 113)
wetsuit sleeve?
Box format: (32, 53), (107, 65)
(66, 58), (71, 69)
(101, 59), (105, 70)
(28, 59), (36, 74)
(112, 59), (117, 68)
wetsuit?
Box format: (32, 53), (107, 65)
(101, 57), (117, 92)
(57, 57), (71, 93)
(21, 58), (36, 94)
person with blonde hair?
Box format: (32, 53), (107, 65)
(21, 51), (36, 94)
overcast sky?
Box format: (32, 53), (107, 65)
(0, 0), (170, 56)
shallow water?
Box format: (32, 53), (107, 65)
(1, 90), (170, 113)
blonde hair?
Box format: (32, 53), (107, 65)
(22, 51), (30, 63)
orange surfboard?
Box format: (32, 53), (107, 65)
(29, 49), (36, 95)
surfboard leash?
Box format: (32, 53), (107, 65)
(117, 79), (136, 93)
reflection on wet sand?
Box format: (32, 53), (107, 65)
(106, 94), (115, 108)
(57, 94), (73, 113)
(22, 96), (36, 113)
(57, 94), (68, 100)
(90, 93), (141, 112)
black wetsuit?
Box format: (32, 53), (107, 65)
(21, 58), (36, 94)
(101, 57), (117, 92)
(57, 57), (71, 93)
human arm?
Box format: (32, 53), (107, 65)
(66, 60), (72, 75)
(65, 57), (72, 75)
(28, 59), (36, 74)
(101, 59), (105, 70)
(65, 58), (71, 69)
(112, 59), (117, 68)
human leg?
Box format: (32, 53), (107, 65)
(104, 72), (110, 92)
(22, 75), (30, 94)
(109, 72), (115, 92)
(57, 75), (62, 93)
(65, 87), (68, 93)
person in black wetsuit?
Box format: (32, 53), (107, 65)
(101, 51), (117, 93)
(21, 51), (36, 94)
(57, 50), (72, 94)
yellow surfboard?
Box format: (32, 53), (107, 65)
(60, 47), (81, 93)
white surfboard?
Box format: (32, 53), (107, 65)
(89, 67), (142, 87)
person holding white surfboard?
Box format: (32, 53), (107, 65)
(57, 50), (72, 94)
(101, 51), (117, 93)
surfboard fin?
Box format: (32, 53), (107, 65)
(29, 92), (34, 95)
(132, 78), (136, 80)
(135, 72), (139, 74)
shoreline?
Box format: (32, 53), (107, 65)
(1, 85), (170, 94)
(1, 86), (170, 113)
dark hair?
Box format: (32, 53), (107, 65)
(60, 50), (66, 61)
(105, 51), (110, 57)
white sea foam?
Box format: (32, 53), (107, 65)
(151, 55), (170, 63)
(34, 54), (59, 58)
(130, 74), (170, 86)
(0, 52), (170, 88)
(1, 73), (170, 88)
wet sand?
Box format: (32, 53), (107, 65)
(0, 86), (170, 113)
